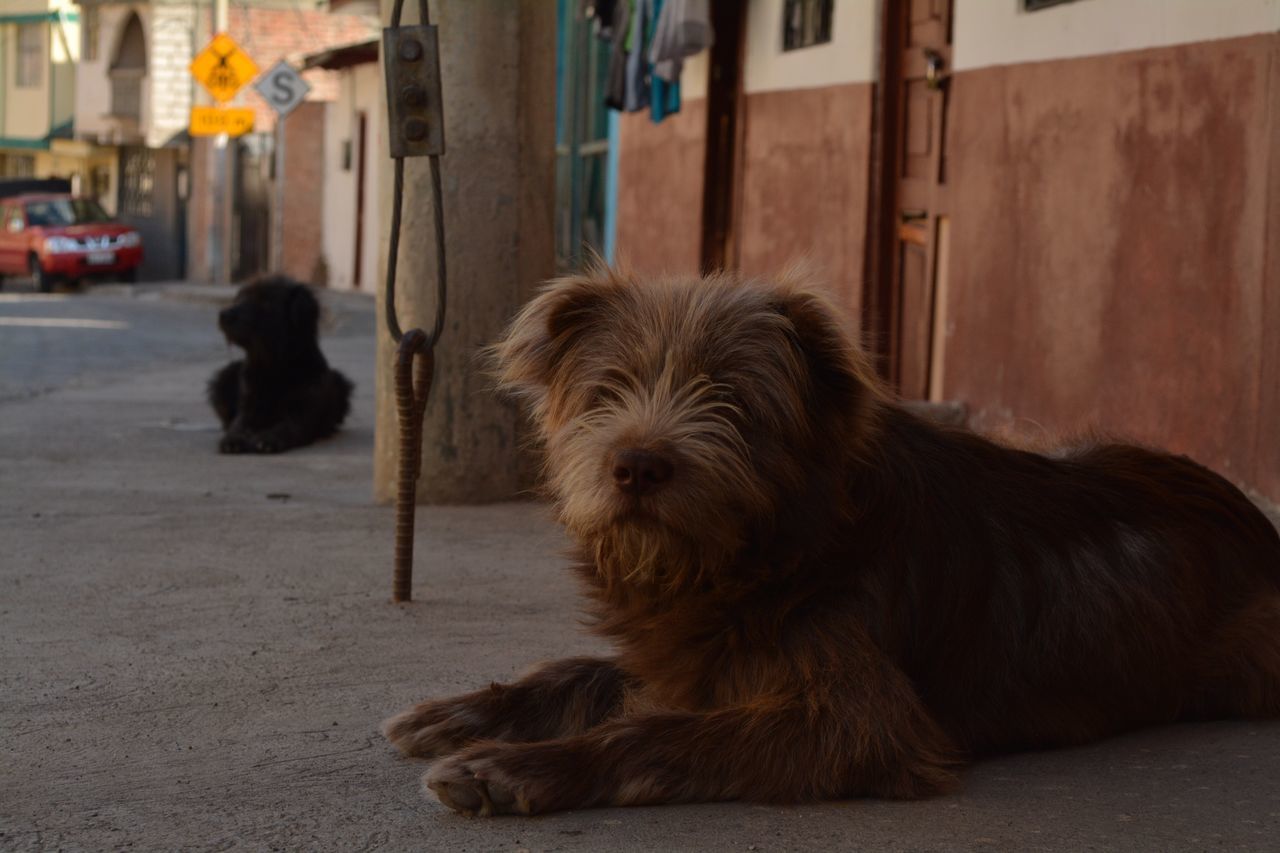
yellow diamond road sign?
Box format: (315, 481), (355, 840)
(190, 33), (259, 103)
(189, 106), (255, 138)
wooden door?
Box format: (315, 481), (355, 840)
(868, 0), (952, 399)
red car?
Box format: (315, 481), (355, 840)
(0, 194), (143, 292)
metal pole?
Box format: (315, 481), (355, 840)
(212, 0), (230, 284)
(273, 116), (285, 272)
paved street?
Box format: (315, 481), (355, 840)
(2, 287), (1279, 851)
(0, 282), (372, 403)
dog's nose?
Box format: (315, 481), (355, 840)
(612, 449), (674, 496)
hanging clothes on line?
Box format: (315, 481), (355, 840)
(588, 0), (620, 40)
(650, 0), (713, 83)
(622, 0), (651, 113)
(600, 0), (713, 124)
(603, 0), (630, 110)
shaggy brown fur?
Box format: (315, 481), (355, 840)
(383, 267), (1280, 816)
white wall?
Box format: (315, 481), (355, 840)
(954, 0), (1280, 71)
(320, 61), (382, 293)
(147, 3), (197, 148)
(743, 0), (878, 94)
(74, 2), (194, 147)
(73, 3), (136, 143)
(681, 49), (709, 101)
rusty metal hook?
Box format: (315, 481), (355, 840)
(393, 330), (434, 603)
(385, 0), (445, 603)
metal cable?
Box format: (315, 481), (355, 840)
(387, 0), (444, 603)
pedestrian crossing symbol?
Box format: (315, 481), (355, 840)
(190, 34), (259, 103)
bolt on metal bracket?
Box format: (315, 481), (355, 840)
(383, 25), (445, 158)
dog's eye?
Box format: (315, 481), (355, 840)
(590, 382), (623, 407)
(586, 369), (630, 407)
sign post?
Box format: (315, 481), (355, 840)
(188, 27), (258, 284)
(254, 61), (312, 274)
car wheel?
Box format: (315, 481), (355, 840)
(29, 254), (52, 293)
(120, 268), (138, 285)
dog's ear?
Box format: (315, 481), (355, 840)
(289, 286), (320, 338)
(770, 278), (875, 411)
(491, 271), (618, 397)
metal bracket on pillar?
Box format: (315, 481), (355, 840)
(383, 25), (445, 159)
(383, 4), (448, 604)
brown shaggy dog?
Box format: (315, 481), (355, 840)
(383, 267), (1280, 816)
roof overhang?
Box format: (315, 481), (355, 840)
(302, 39), (379, 71)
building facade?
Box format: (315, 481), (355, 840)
(608, 0), (1280, 504)
(304, 39), (381, 293)
(0, 2), (81, 182)
(71, 0), (199, 280)
(185, 3), (378, 285)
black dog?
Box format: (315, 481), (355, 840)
(209, 277), (353, 454)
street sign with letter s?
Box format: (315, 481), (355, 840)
(253, 61), (313, 118)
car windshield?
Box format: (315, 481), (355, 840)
(24, 198), (111, 227)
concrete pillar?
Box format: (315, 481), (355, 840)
(373, 0), (556, 504)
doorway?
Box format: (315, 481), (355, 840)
(866, 0), (953, 399)
(699, 0), (747, 274)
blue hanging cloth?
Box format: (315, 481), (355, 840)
(648, 0), (680, 123)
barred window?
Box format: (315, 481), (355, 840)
(120, 149), (156, 218)
(17, 24), (45, 88)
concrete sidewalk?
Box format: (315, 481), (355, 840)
(2, 303), (1279, 851)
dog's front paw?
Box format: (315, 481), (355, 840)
(219, 433), (251, 454)
(252, 435), (283, 454)
(382, 696), (503, 759)
(424, 746), (533, 816)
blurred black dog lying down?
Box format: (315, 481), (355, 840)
(209, 277), (353, 454)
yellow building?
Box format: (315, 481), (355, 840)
(0, 1), (83, 181)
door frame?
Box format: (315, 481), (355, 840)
(699, 0), (748, 274)
(862, 0), (906, 383)
(353, 110), (367, 289)
(863, 0), (952, 396)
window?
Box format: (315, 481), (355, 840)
(2, 154), (36, 178)
(24, 198), (111, 227)
(16, 24), (45, 88)
(83, 5), (100, 61)
(782, 0), (833, 51)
